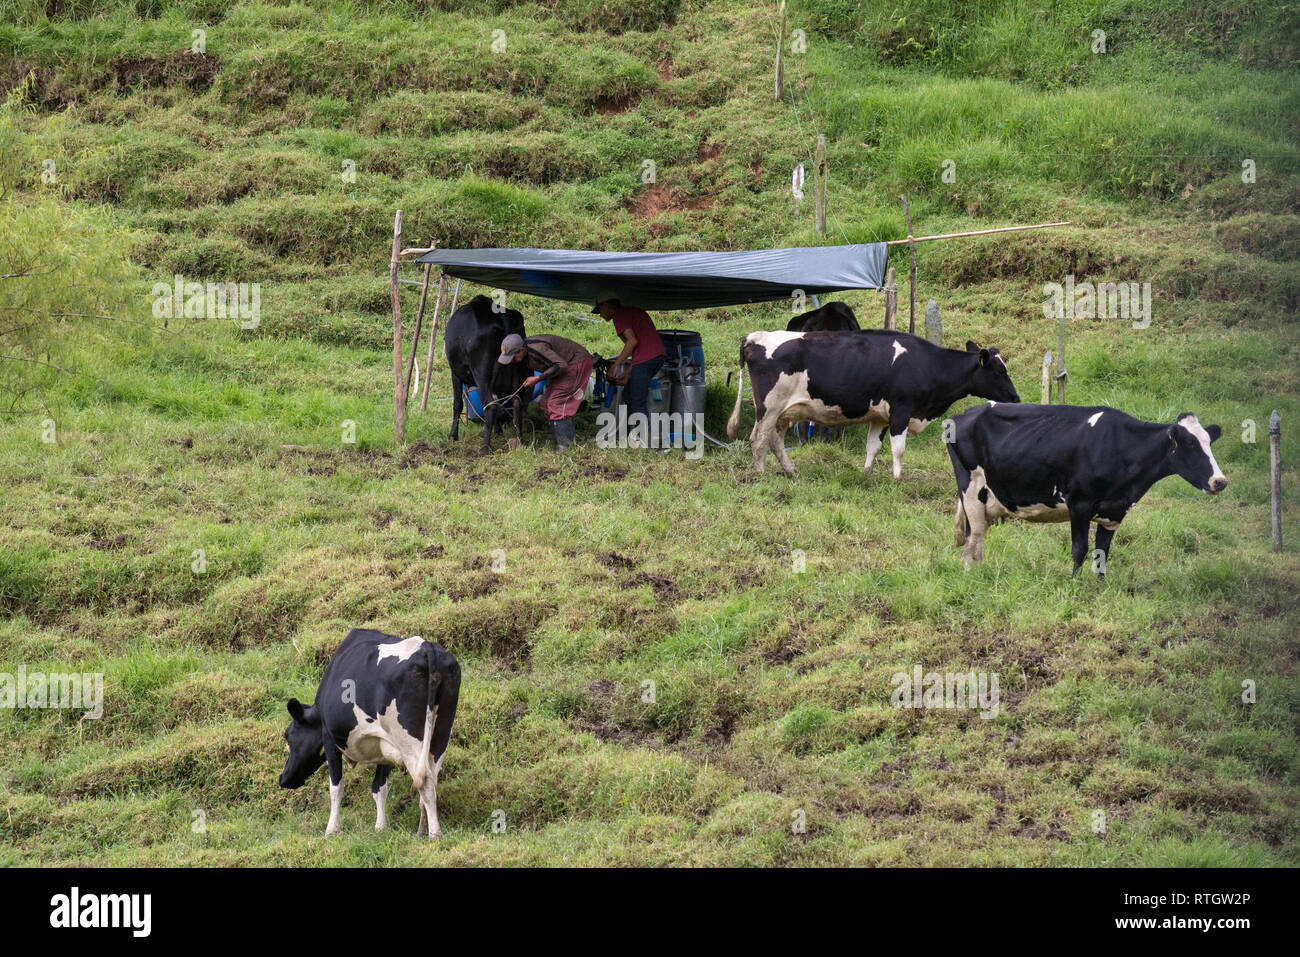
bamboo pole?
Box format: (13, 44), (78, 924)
(901, 195), (916, 334)
(885, 221), (1071, 247)
(420, 273), (448, 411)
(390, 210), (406, 445)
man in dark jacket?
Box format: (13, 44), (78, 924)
(498, 333), (593, 451)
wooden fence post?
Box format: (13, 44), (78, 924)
(883, 266), (897, 330)
(1271, 410), (1282, 553)
(390, 210), (406, 445)
(774, 0), (786, 102)
(815, 135), (827, 238)
(900, 194), (916, 334)
(403, 254), (433, 406)
(1041, 350), (1052, 404)
(420, 273), (448, 411)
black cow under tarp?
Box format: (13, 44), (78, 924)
(415, 244), (888, 311)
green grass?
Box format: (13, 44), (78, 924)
(0, 0), (1297, 866)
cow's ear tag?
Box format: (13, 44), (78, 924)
(978, 349), (990, 366)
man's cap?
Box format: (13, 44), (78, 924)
(498, 333), (526, 364)
(591, 290), (620, 314)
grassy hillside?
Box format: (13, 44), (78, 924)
(1, 0), (1298, 865)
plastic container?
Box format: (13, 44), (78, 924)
(657, 329), (705, 374)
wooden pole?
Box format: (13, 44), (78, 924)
(420, 273), (447, 411)
(901, 194), (916, 334)
(1041, 350), (1052, 404)
(815, 135), (827, 239)
(403, 257), (432, 405)
(1056, 310), (1067, 404)
(885, 221), (1071, 246)
(882, 266), (897, 330)
(1271, 410), (1282, 553)
(774, 0), (786, 102)
(390, 210), (405, 445)
(448, 278), (462, 318)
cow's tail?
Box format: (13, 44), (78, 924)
(412, 642), (442, 791)
(726, 337), (747, 439)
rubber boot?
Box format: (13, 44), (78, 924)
(552, 418), (575, 451)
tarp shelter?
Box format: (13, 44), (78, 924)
(414, 244), (889, 310)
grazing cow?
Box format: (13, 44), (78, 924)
(727, 331), (1020, 477)
(444, 294), (528, 452)
(948, 403), (1226, 576)
(786, 301), (860, 332)
(279, 628), (461, 840)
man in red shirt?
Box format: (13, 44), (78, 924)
(594, 293), (667, 427)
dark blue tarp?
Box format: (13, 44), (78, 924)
(415, 244), (888, 311)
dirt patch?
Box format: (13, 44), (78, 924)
(627, 183), (713, 219)
(587, 679), (616, 697)
(697, 141), (722, 162)
(598, 551), (637, 570)
(420, 543), (445, 559)
(580, 462), (627, 481)
(594, 92), (640, 115)
(112, 50), (219, 92)
(89, 534), (129, 551)
(633, 571), (678, 601)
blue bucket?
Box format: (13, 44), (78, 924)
(464, 374), (545, 423)
(657, 329), (705, 374)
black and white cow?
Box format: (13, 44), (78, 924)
(726, 331), (1020, 477)
(444, 294), (528, 453)
(947, 403), (1227, 576)
(279, 628), (461, 840)
(786, 301), (860, 332)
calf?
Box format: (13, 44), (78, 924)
(948, 403), (1226, 576)
(279, 628), (461, 840)
(786, 301), (860, 332)
(727, 331), (1020, 477)
(444, 294), (527, 452)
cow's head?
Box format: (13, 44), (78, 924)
(1169, 413), (1226, 494)
(965, 341), (1020, 403)
(279, 698), (326, 788)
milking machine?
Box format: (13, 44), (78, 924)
(589, 329), (706, 447)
